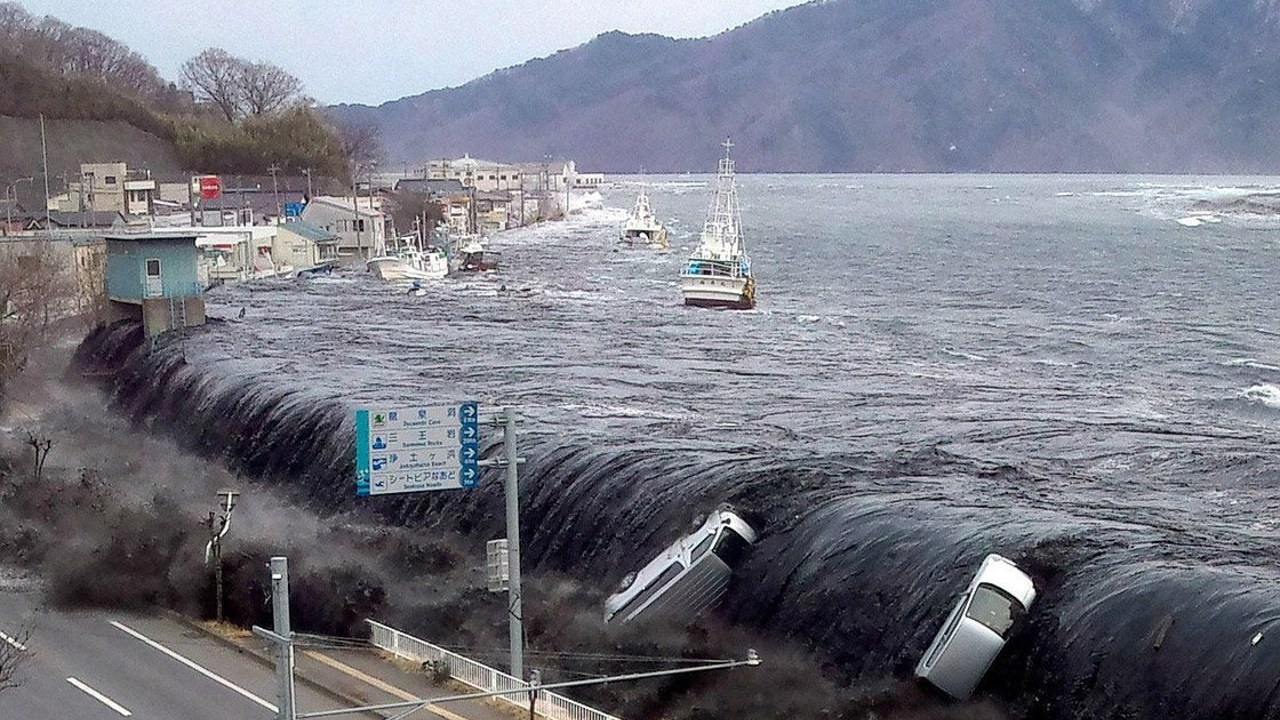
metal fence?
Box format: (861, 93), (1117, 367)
(367, 620), (623, 720)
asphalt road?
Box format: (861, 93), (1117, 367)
(0, 590), (354, 720)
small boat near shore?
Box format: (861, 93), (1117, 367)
(367, 234), (449, 281)
(621, 188), (668, 249)
(452, 235), (501, 273)
(679, 139), (755, 310)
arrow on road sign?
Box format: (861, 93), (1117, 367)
(461, 425), (477, 440)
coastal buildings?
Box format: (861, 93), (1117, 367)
(103, 231), (205, 336)
(52, 162), (158, 215)
(299, 196), (388, 258)
(272, 221), (340, 275)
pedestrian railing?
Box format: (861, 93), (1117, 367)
(367, 620), (623, 720)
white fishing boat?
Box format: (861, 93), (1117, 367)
(621, 188), (668, 249)
(679, 139), (755, 310)
(367, 234), (449, 281)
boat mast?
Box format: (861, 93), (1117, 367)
(702, 138), (741, 254)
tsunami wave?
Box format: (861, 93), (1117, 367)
(73, 321), (1280, 720)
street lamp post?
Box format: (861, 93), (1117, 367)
(4, 177), (33, 236)
(204, 488), (241, 624)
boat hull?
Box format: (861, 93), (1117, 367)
(367, 256), (448, 281)
(680, 274), (755, 310)
(622, 227), (669, 248)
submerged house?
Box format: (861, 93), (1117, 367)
(272, 221), (340, 274)
(104, 232), (205, 336)
(299, 196), (387, 258)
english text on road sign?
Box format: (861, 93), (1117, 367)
(355, 402), (480, 495)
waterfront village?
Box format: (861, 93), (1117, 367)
(0, 155), (606, 332)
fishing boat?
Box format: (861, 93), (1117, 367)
(678, 139), (755, 309)
(366, 234), (449, 281)
(621, 188), (668, 249)
(452, 235), (501, 273)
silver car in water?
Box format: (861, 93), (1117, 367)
(603, 507), (758, 626)
(915, 553), (1036, 700)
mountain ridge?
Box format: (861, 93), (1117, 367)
(330, 0), (1280, 173)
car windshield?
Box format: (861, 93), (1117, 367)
(965, 584), (1023, 638)
(711, 529), (752, 566)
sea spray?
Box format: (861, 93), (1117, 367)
(70, 320), (1280, 720)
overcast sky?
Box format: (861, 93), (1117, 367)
(17, 0), (809, 105)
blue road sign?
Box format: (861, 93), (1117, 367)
(355, 401), (481, 496)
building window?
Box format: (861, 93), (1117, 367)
(105, 176), (118, 185)
(145, 258), (161, 277)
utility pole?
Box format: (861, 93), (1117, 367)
(351, 176), (362, 260)
(367, 165), (378, 256)
(254, 556), (297, 720)
(502, 408), (523, 679)
(204, 489), (240, 624)
(39, 114), (51, 233)
(478, 408), (525, 679)
(268, 164), (282, 221)
(301, 168), (313, 200)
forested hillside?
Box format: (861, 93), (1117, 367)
(0, 2), (351, 181)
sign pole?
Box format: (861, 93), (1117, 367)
(271, 556), (296, 720)
(502, 407), (524, 680)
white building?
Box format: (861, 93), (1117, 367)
(194, 226), (281, 285)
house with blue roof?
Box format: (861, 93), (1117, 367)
(271, 220), (340, 275)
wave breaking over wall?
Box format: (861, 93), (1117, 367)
(74, 321), (1280, 720)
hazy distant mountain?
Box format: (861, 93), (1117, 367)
(331, 0), (1280, 173)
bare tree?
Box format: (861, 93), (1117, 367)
(241, 60), (302, 116)
(0, 623), (30, 696)
(337, 120), (386, 179)
(0, 3), (33, 46)
(0, 241), (72, 403)
(180, 47), (245, 122)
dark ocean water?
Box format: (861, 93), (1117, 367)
(80, 174), (1280, 719)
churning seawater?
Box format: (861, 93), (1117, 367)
(80, 175), (1280, 719)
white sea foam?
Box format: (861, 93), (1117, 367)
(563, 403), (688, 421)
(1176, 217), (1204, 227)
(1225, 358), (1280, 372)
(942, 347), (989, 362)
(570, 190), (604, 213)
(1242, 384), (1280, 408)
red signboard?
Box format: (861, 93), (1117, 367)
(198, 175), (221, 200)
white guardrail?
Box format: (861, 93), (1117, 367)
(367, 620), (623, 720)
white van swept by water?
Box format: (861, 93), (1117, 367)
(915, 554), (1036, 700)
(603, 507), (758, 626)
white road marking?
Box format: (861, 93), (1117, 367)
(67, 676), (133, 716)
(109, 620), (277, 712)
(0, 629), (27, 652)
